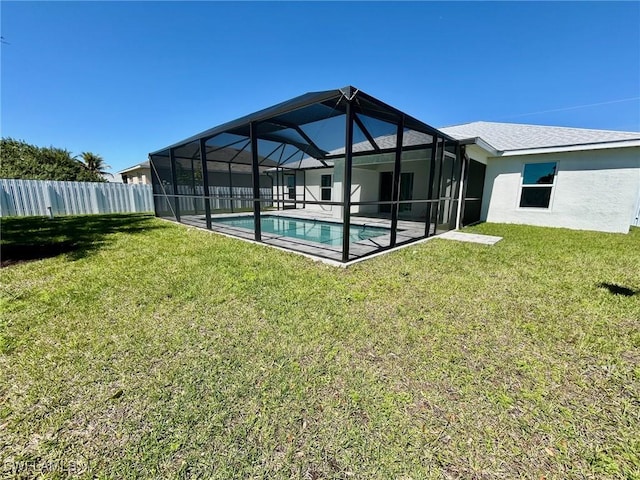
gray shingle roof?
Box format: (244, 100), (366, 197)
(329, 129), (433, 155)
(439, 121), (640, 152)
(280, 129), (435, 170)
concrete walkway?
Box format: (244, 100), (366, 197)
(438, 231), (502, 245)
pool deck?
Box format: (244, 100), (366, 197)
(177, 209), (502, 264)
(180, 209), (433, 262)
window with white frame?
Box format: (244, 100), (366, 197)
(285, 174), (295, 200)
(519, 162), (557, 208)
(321, 174), (332, 201)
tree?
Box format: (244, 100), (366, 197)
(0, 138), (106, 182)
(78, 151), (112, 178)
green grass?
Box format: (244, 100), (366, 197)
(1, 214), (639, 479)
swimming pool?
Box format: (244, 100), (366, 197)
(212, 215), (390, 246)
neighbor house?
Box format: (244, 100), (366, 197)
(148, 87), (640, 264)
(118, 161), (151, 185)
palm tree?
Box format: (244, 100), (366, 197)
(78, 152), (111, 177)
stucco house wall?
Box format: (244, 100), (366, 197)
(299, 149), (433, 218)
(119, 162), (152, 185)
(271, 170), (303, 208)
(481, 146), (640, 233)
(303, 168), (334, 212)
(124, 168), (151, 184)
(464, 144), (490, 165)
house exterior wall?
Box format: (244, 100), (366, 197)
(122, 168), (151, 185)
(350, 164), (385, 215)
(304, 168), (334, 212)
(271, 170), (303, 208)
(303, 149), (432, 219)
(481, 147), (640, 233)
(464, 145), (490, 165)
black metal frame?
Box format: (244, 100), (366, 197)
(150, 86), (464, 263)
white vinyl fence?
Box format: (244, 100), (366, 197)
(172, 185), (273, 212)
(0, 179), (153, 217)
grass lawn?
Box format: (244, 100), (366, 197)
(1, 214), (639, 479)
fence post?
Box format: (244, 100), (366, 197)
(129, 186), (137, 212)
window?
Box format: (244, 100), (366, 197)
(285, 174), (295, 200)
(321, 174), (332, 201)
(519, 162), (557, 208)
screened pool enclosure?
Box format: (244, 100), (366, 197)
(150, 86), (471, 263)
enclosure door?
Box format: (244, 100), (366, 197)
(462, 160), (486, 226)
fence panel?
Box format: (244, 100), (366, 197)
(0, 179), (153, 217)
(165, 186), (273, 213)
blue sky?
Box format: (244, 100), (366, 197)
(2, 1), (639, 174)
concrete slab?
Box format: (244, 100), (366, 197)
(438, 231), (502, 245)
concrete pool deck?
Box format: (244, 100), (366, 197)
(180, 209), (431, 263)
(177, 209), (500, 265)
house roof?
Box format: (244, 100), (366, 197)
(439, 121), (640, 153)
(332, 129), (434, 154)
(118, 161), (150, 174)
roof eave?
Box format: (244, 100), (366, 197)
(499, 139), (640, 157)
(458, 137), (500, 156)
(118, 163), (150, 174)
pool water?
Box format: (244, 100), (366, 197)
(212, 215), (389, 246)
